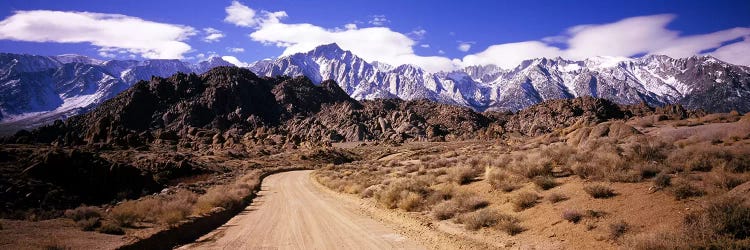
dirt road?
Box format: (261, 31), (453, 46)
(180, 170), (425, 249)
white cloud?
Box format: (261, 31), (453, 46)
(463, 41), (562, 68)
(408, 28), (427, 40)
(195, 51), (219, 61)
(464, 14), (750, 68)
(226, 47), (245, 53)
(203, 27), (224, 43)
(457, 42), (473, 52)
(245, 7), (457, 72)
(226, 2), (750, 72)
(368, 15), (390, 26)
(0, 10), (196, 59)
(221, 55), (250, 67)
(224, 0), (257, 27)
(709, 38), (750, 66)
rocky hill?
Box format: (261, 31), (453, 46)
(8, 67), (709, 149)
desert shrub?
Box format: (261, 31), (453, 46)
(159, 191), (196, 226)
(110, 201), (141, 227)
(668, 145), (732, 172)
(637, 163), (663, 179)
(512, 192), (539, 211)
(374, 178), (430, 210)
(432, 194), (489, 220)
(533, 176), (557, 190)
(684, 196), (750, 241)
(76, 217), (100, 231)
(496, 216), (524, 235)
(458, 208), (512, 231)
(562, 210), (583, 223)
(111, 190), (197, 227)
(609, 220), (629, 239)
(572, 162), (599, 179)
(64, 206), (102, 222)
(433, 200), (460, 220)
(397, 192), (422, 212)
(725, 154), (750, 173)
(671, 180), (705, 200)
(516, 160), (553, 179)
(628, 140), (667, 163)
(584, 184), (616, 198)
(628, 232), (686, 250)
(541, 144), (577, 168)
(547, 192), (568, 203)
(361, 184), (382, 198)
(42, 242), (69, 250)
(462, 196), (490, 211)
(653, 172), (672, 189)
(98, 221), (125, 235)
(195, 185), (245, 214)
(486, 168), (522, 192)
(448, 166), (481, 184)
(710, 170), (746, 190)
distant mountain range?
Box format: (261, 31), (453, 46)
(1, 43), (749, 134)
(0, 54), (232, 132)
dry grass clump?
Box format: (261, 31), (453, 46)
(628, 232), (686, 250)
(64, 206), (101, 222)
(110, 202), (140, 227)
(627, 139), (668, 163)
(195, 173), (261, 214)
(65, 206), (102, 231)
(374, 178), (430, 211)
(97, 221), (124, 235)
(571, 147), (639, 182)
(583, 184), (616, 199)
(111, 190), (199, 227)
(668, 145), (732, 172)
(512, 159), (553, 179)
(681, 196), (750, 248)
(457, 208), (521, 234)
(562, 209), (583, 223)
(533, 176), (557, 190)
(447, 166), (482, 184)
(547, 192), (568, 203)
(485, 167), (522, 192)
(512, 192), (539, 211)
(609, 220), (629, 240)
(709, 169), (747, 190)
(671, 179), (705, 200)
(431, 192), (489, 220)
(653, 172), (672, 189)
(432, 200), (461, 220)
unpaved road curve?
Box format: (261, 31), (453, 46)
(180, 170), (425, 250)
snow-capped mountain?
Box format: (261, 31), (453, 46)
(2, 43), (749, 134)
(252, 43), (750, 113)
(0, 53), (233, 132)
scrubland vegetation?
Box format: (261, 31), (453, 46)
(315, 111), (750, 248)
(63, 169), (268, 234)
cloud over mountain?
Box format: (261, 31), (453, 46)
(0, 10), (196, 59)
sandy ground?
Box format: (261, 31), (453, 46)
(0, 218), (127, 250)
(180, 170), (425, 250)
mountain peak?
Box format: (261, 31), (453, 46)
(309, 43), (348, 59)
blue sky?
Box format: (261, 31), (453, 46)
(0, 0), (748, 71)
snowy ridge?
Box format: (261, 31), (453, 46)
(252, 44), (750, 113)
(1, 44), (750, 134)
(0, 53), (234, 130)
